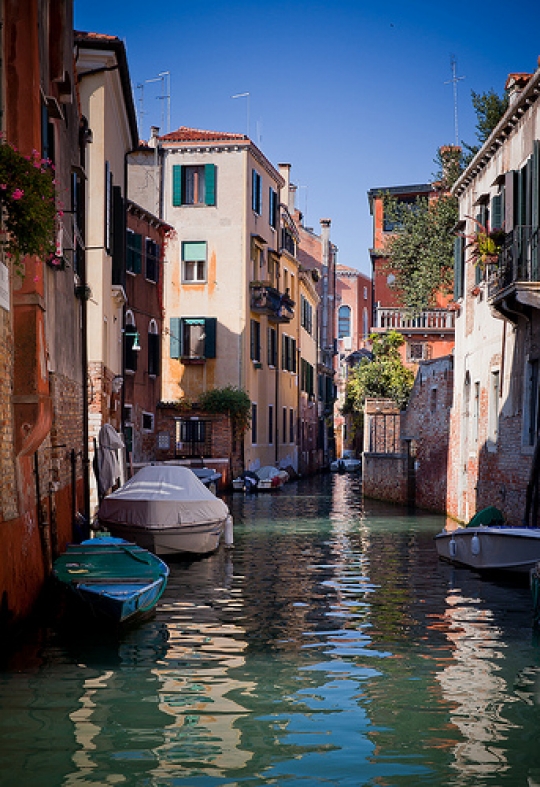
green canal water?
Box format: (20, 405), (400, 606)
(2, 474), (540, 786)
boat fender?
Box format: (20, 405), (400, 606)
(471, 534), (480, 556)
(449, 537), (456, 559)
(224, 514), (234, 548)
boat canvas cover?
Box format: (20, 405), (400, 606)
(98, 465), (229, 527)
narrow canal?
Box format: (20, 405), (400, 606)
(2, 473), (540, 787)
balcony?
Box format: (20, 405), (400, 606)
(487, 226), (540, 320)
(250, 281), (295, 322)
(374, 306), (455, 333)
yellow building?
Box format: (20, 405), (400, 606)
(130, 127), (312, 473)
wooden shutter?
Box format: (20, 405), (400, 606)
(170, 317), (181, 358)
(204, 318), (217, 358)
(453, 235), (464, 300)
(148, 332), (160, 376)
(172, 165), (183, 206)
(491, 193), (503, 230)
(133, 233), (143, 274)
(205, 164), (216, 206)
(111, 186), (125, 287)
(504, 170), (516, 230)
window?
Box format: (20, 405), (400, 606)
(269, 187), (278, 228)
(282, 407), (287, 444)
(524, 358), (540, 447)
(281, 227), (295, 256)
(430, 388), (437, 412)
(252, 169), (262, 214)
(301, 296), (313, 335)
(488, 369), (500, 445)
(301, 358), (314, 396)
(282, 334), (296, 372)
(182, 241), (207, 282)
(142, 412), (154, 432)
(268, 405), (274, 445)
(251, 403), (258, 444)
(363, 286), (368, 300)
(407, 342), (429, 362)
(145, 238), (160, 283)
(126, 230), (142, 274)
(175, 418), (212, 457)
(362, 307), (369, 339)
(289, 408), (294, 443)
(124, 311), (139, 373)
(169, 317), (217, 359)
(172, 164), (216, 206)
(453, 231), (465, 300)
(148, 319), (160, 377)
(383, 195), (421, 232)
(338, 305), (351, 338)
(71, 171), (83, 275)
(250, 319), (261, 362)
(267, 327), (277, 367)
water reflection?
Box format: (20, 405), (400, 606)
(1, 474), (539, 787)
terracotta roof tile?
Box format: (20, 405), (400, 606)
(160, 126), (247, 143)
(74, 30), (120, 42)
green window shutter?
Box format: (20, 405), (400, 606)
(172, 165), (183, 206)
(453, 236), (464, 300)
(491, 193), (503, 230)
(205, 164), (216, 206)
(134, 233), (142, 273)
(170, 317), (181, 358)
(182, 241), (206, 261)
(204, 318), (217, 358)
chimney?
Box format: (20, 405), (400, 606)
(505, 73), (532, 106)
(148, 126), (160, 148)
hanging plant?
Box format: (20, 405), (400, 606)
(461, 217), (505, 270)
(0, 139), (59, 275)
(198, 385), (252, 436)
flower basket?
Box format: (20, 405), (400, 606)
(75, 283), (91, 300)
(0, 140), (57, 276)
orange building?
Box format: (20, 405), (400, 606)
(367, 183), (455, 366)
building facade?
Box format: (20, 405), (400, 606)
(75, 31), (139, 508)
(448, 63), (540, 526)
(1, 0), (86, 633)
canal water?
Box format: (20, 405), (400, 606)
(2, 474), (540, 787)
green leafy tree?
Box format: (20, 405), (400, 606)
(383, 191), (458, 314)
(198, 385), (252, 437)
(462, 88), (509, 164)
(343, 332), (415, 418)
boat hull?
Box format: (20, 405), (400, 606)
(101, 518), (226, 557)
(53, 538), (169, 624)
(435, 527), (540, 573)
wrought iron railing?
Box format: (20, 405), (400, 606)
(250, 282), (295, 322)
(487, 226), (540, 298)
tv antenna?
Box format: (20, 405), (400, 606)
(231, 92), (250, 137)
(444, 56), (465, 146)
(146, 72), (171, 136)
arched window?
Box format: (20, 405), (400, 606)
(338, 305), (351, 338)
(148, 319), (160, 377)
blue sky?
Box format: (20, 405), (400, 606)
(74, 0), (540, 276)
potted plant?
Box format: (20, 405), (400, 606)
(462, 217), (505, 271)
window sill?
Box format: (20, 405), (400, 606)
(181, 357), (206, 365)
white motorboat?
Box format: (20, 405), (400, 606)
(330, 457), (362, 473)
(97, 465), (231, 557)
(435, 507), (540, 573)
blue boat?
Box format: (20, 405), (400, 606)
(52, 535), (169, 625)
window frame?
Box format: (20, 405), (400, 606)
(182, 240), (207, 283)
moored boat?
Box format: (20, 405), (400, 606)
(435, 506), (540, 574)
(52, 534), (169, 625)
(97, 464), (231, 557)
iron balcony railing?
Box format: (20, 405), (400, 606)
(250, 282), (295, 322)
(487, 226), (540, 298)
(374, 307), (455, 331)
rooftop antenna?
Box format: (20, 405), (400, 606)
(444, 55), (465, 146)
(136, 83), (147, 134)
(146, 72), (171, 136)
(231, 92), (250, 137)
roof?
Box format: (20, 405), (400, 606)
(75, 31), (138, 149)
(160, 126), (248, 143)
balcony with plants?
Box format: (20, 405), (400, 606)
(250, 281), (295, 322)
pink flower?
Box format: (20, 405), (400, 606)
(0, 184), (6, 190)
(12, 188), (24, 200)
